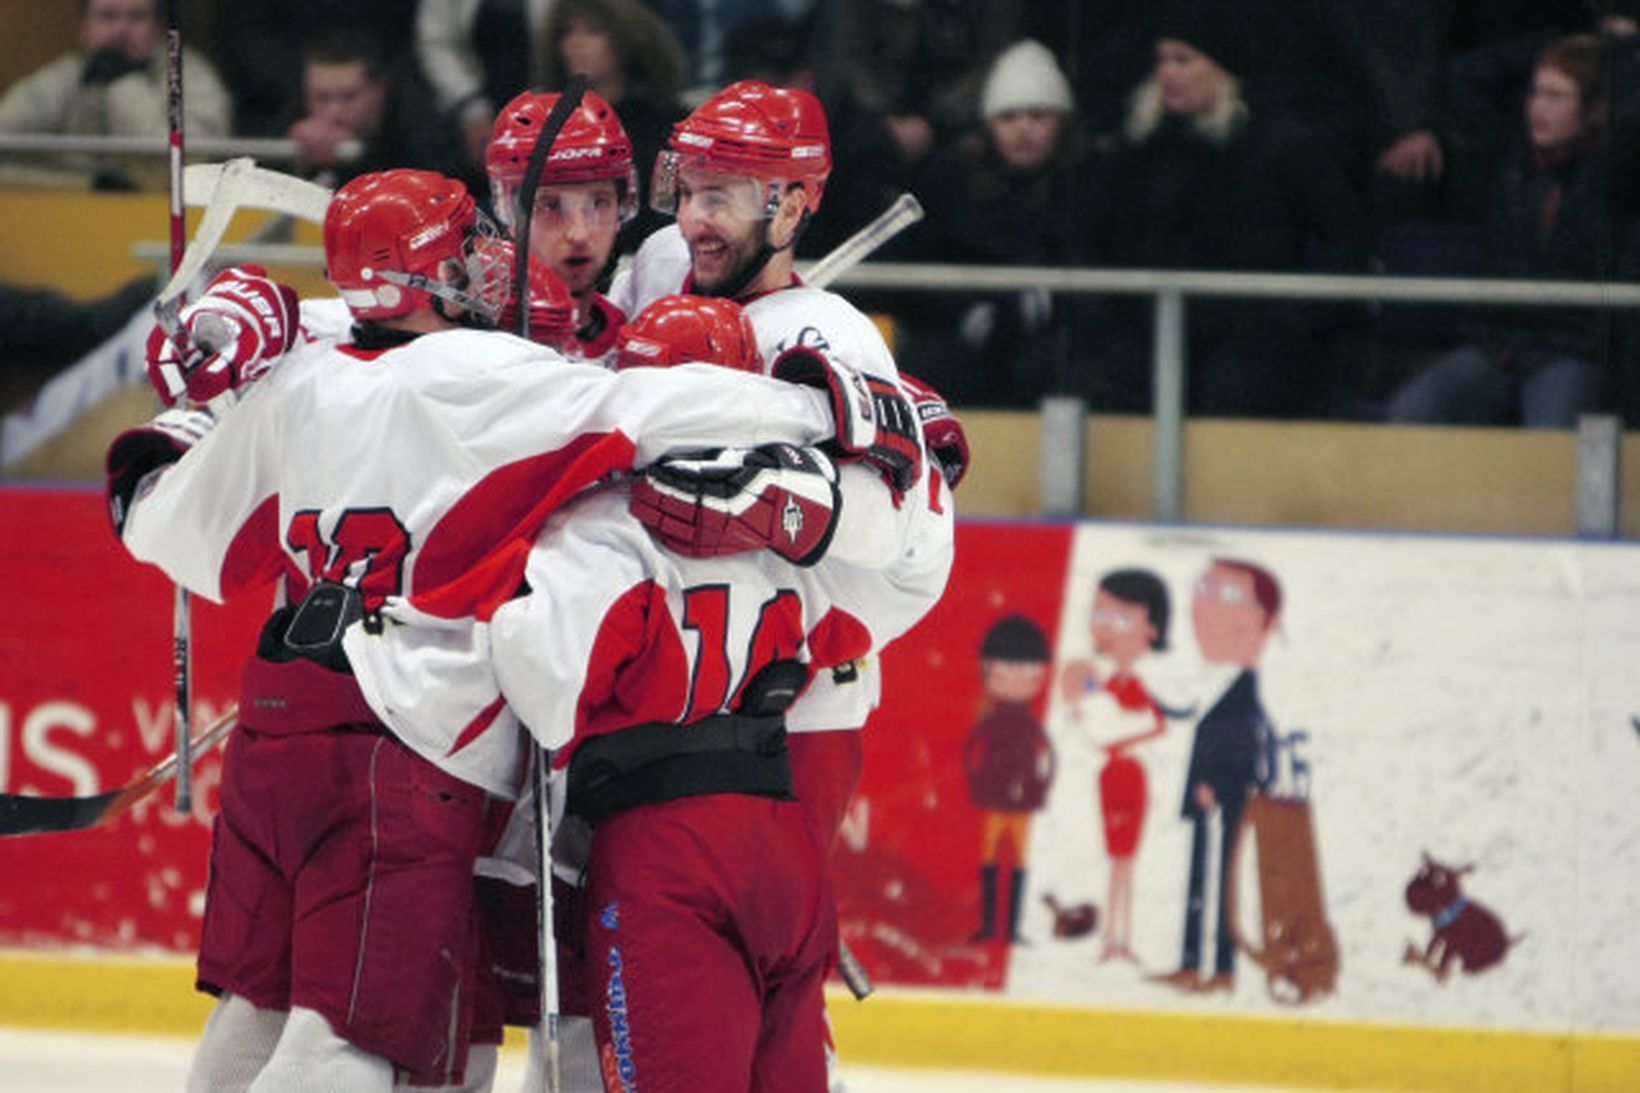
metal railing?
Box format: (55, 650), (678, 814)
(0, 133), (360, 163)
(127, 242), (1635, 535)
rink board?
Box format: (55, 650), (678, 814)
(4, 488), (1640, 1090)
(0, 953), (1636, 1093)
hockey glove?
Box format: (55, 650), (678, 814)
(105, 406), (219, 535)
(902, 372), (970, 490)
(147, 264), (301, 407)
(630, 444), (841, 567)
(770, 345), (922, 497)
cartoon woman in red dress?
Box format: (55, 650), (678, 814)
(1060, 569), (1176, 963)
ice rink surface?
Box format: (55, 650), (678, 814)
(0, 1026), (1356, 1093)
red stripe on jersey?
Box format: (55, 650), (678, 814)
(447, 693), (508, 757)
(220, 492), (289, 599)
(411, 432), (639, 619)
(806, 607), (872, 669)
(573, 579), (690, 749)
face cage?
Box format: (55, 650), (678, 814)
(490, 168), (640, 234)
(650, 150), (786, 221)
(371, 209), (510, 326)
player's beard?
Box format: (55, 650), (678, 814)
(688, 221), (770, 298)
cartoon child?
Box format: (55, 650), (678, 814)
(1060, 568), (1174, 963)
(963, 615), (1054, 944)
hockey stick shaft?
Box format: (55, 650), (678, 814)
(531, 749), (563, 1093)
(0, 704), (238, 837)
(513, 75), (590, 340)
(837, 939), (874, 1000)
(804, 192), (924, 291)
(164, 0), (193, 815)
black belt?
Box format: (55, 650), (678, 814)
(565, 712), (793, 825)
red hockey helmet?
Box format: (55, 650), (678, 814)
(654, 80), (831, 216)
(325, 169), (503, 322)
(487, 90), (639, 230)
(614, 294), (763, 373)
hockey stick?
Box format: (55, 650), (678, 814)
(0, 705), (238, 837)
(163, 0), (193, 814)
(837, 939), (875, 1000)
(512, 74), (588, 1093)
(513, 74), (590, 340)
(802, 192), (924, 291)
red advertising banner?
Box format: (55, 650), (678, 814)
(840, 521), (1075, 990)
(0, 486), (269, 952)
(1, 486), (1076, 990)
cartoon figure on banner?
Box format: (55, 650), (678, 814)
(963, 614), (1054, 945)
(1403, 853), (1522, 982)
(1059, 568), (1186, 964)
(1154, 557), (1281, 995)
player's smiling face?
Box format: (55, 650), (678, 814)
(674, 166), (774, 294)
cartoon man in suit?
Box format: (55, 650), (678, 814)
(1154, 557), (1280, 993)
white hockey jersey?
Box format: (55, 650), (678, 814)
(120, 325), (837, 795)
(612, 223), (956, 732)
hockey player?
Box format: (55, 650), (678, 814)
(343, 292), (926, 1091)
(486, 88), (635, 361)
(614, 79), (963, 848)
(109, 168), (902, 1093)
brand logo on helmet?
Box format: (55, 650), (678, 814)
(792, 145), (825, 159)
(406, 221), (449, 252)
(676, 132), (712, 148)
(551, 146), (604, 161)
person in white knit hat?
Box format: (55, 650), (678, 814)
(895, 38), (1092, 408)
(980, 38), (1076, 172)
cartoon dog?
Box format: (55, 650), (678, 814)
(1042, 894), (1099, 939)
(1403, 852), (1520, 982)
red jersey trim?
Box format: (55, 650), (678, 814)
(411, 431), (640, 620)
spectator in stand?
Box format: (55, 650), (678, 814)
(830, 0), (1023, 177)
(1387, 34), (1639, 429)
(0, 0), (229, 191)
(898, 39), (1094, 408)
(642, 0), (832, 97)
(212, 0), (410, 138)
(1357, 1), (1588, 226)
(1077, 3), (1365, 419)
(285, 27), (479, 195)
(416, 0), (551, 176)
(535, 0), (688, 250)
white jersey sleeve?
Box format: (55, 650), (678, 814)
(118, 326), (839, 796)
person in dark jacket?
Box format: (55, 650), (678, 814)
(898, 38), (1094, 407)
(1387, 34), (1638, 428)
(963, 615), (1055, 944)
(1077, 3), (1366, 419)
(1153, 558), (1279, 994)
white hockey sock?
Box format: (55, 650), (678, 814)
(247, 1006), (394, 1093)
(186, 993), (286, 1093)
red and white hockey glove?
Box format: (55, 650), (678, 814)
(770, 345), (923, 497)
(902, 372), (970, 490)
(630, 443), (841, 566)
(146, 265), (300, 407)
(105, 406), (219, 534)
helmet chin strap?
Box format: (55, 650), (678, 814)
(698, 211), (811, 301)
